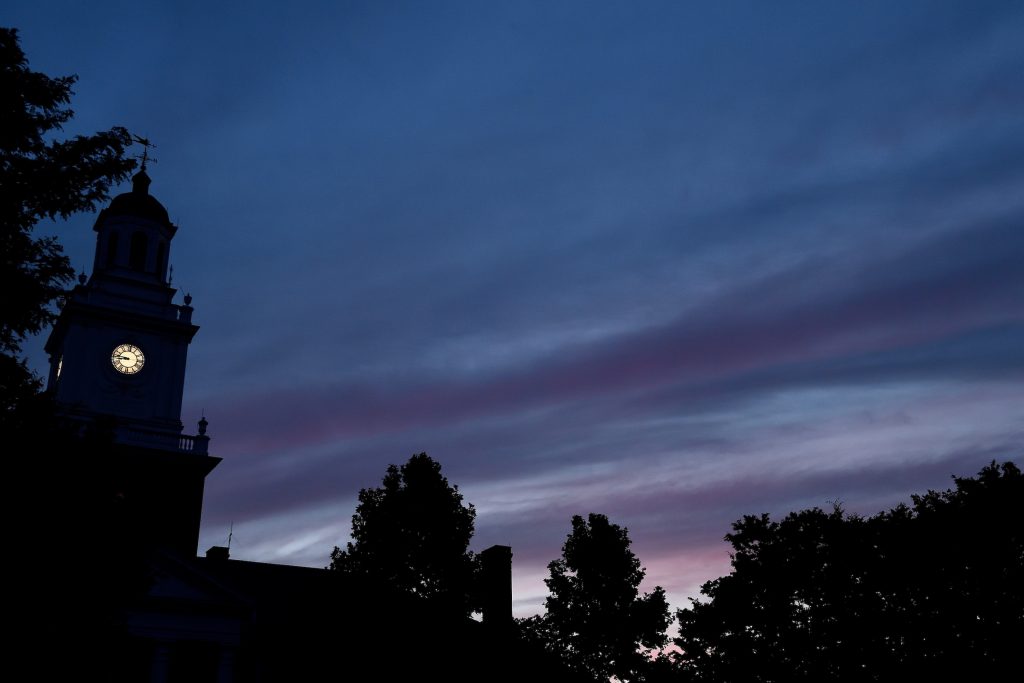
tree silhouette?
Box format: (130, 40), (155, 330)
(527, 513), (671, 682)
(0, 27), (134, 416)
(329, 453), (477, 617)
(675, 461), (1023, 682)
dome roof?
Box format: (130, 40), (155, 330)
(104, 169), (172, 226)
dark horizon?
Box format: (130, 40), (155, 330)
(8, 0), (1024, 616)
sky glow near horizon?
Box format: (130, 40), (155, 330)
(8, 1), (1024, 617)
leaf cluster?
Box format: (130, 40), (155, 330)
(329, 453), (477, 617)
(534, 512), (671, 682)
(1, 27), (134, 357)
(675, 461), (1024, 682)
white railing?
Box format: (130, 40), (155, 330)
(119, 426), (210, 454)
(54, 415), (210, 454)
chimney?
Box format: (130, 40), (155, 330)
(206, 546), (230, 560)
(479, 545), (513, 626)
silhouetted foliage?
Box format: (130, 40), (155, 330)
(329, 452), (477, 617)
(1, 29), (140, 677)
(0, 26), (134, 410)
(675, 461), (1024, 682)
(0, 352), (43, 422)
(524, 513), (671, 682)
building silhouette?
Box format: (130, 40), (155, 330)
(38, 169), (553, 682)
(45, 167), (215, 559)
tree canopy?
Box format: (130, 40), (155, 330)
(674, 461), (1023, 682)
(527, 512), (671, 682)
(1, 27), (134, 415)
(329, 453), (477, 617)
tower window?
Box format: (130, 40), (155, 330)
(129, 231), (148, 271)
(157, 241), (167, 279)
(106, 232), (119, 268)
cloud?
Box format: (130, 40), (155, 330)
(195, 205), (1023, 472)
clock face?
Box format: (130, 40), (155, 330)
(111, 343), (146, 375)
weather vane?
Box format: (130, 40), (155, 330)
(132, 134), (158, 170)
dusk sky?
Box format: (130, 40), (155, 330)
(9, 1), (1024, 617)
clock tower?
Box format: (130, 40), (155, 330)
(44, 168), (219, 556)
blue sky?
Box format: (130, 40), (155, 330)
(9, 1), (1024, 616)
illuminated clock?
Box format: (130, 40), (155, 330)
(111, 343), (146, 375)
